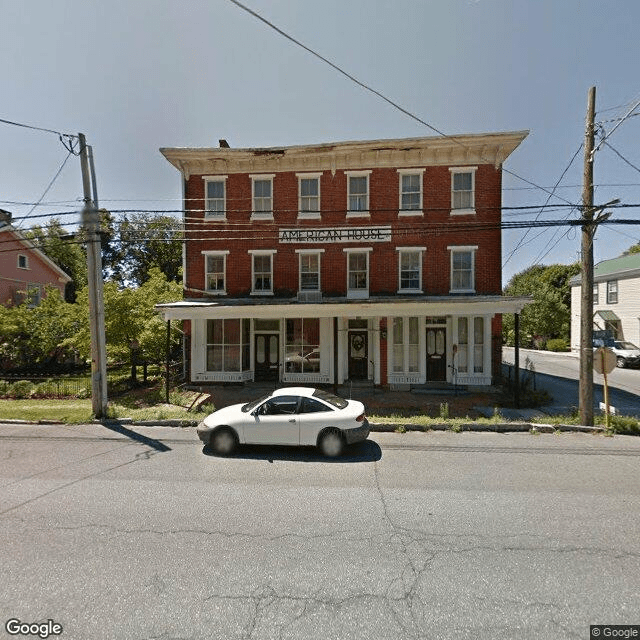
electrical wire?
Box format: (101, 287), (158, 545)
(16, 151), (74, 229)
(603, 141), (640, 176)
(502, 143), (583, 268)
(226, 0), (576, 207)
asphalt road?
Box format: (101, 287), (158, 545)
(502, 347), (640, 417)
(1, 422), (639, 640)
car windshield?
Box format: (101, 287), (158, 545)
(312, 389), (348, 409)
(616, 342), (638, 350)
(241, 394), (271, 413)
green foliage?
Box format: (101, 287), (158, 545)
(6, 380), (35, 399)
(65, 267), (182, 364)
(0, 288), (83, 368)
(546, 338), (569, 352)
(503, 263), (580, 347)
(102, 213), (183, 287)
(626, 243), (640, 255)
(24, 218), (87, 301)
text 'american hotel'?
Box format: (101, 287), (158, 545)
(157, 131), (530, 389)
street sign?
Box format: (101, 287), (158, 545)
(593, 347), (616, 375)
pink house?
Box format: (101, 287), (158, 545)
(0, 210), (71, 307)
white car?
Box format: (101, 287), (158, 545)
(197, 387), (369, 457)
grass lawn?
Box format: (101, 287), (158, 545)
(0, 388), (212, 424)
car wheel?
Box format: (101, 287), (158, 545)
(616, 357), (626, 368)
(319, 429), (345, 458)
(210, 427), (237, 456)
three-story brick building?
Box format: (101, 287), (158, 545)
(157, 132), (529, 389)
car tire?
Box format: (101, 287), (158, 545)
(210, 427), (238, 456)
(616, 357), (626, 368)
(319, 429), (345, 458)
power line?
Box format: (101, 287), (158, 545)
(603, 141), (640, 175)
(16, 151), (74, 229)
(502, 143), (583, 268)
(226, 0), (576, 207)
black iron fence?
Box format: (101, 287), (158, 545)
(0, 362), (183, 399)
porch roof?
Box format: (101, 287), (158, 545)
(155, 295), (532, 321)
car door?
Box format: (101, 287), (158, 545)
(243, 395), (300, 445)
(298, 396), (336, 446)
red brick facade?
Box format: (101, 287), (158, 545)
(158, 133), (529, 389)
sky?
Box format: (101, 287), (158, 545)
(1, 0), (639, 285)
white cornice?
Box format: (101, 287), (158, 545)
(160, 131), (529, 180)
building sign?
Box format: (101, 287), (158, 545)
(279, 226), (392, 244)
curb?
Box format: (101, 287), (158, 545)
(0, 419), (611, 434)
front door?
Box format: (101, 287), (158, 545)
(348, 331), (368, 379)
(426, 327), (446, 381)
(254, 334), (279, 381)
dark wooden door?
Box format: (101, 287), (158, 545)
(426, 327), (446, 381)
(348, 331), (368, 379)
(254, 334), (279, 381)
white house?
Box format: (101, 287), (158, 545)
(570, 252), (640, 351)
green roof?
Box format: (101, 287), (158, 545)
(594, 253), (640, 278)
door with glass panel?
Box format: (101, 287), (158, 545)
(254, 334), (280, 381)
(426, 327), (446, 381)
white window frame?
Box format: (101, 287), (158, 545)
(593, 284), (599, 304)
(203, 176), (227, 219)
(391, 316), (421, 375)
(448, 245), (478, 293)
(396, 247), (425, 293)
(453, 315), (490, 378)
(397, 169), (424, 215)
(295, 249), (324, 292)
(606, 280), (618, 304)
(296, 172), (322, 219)
(17, 254), (29, 269)
(449, 166), (477, 215)
(346, 170), (371, 218)
(249, 249), (276, 295)
(250, 174), (275, 220)
(344, 247), (372, 298)
(202, 250), (229, 295)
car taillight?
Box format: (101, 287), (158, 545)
(356, 413), (365, 422)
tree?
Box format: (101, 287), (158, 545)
(502, 262), (580, 347)
(24, 218), (88, 301)
(66, 268), (182, 364)
(102, 213), (182, 287)
(624, 242), (640, 255)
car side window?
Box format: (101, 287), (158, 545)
(262, 396), (300, 415)
(300, 397), (332, 414)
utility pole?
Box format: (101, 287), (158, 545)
(579, 87), (596, 426)
(79, 133), (108, 418)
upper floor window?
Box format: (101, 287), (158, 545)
(448, 245), (478, 293)
(250, 250), (275, 294)
(297, 173), (321, 218)
(345, 248), (371, 298)
(593, 284), (599, 304)
(297, 250), (322, 292)
(397, 247), (425, 292)
(346, 171), (371, 217)
(606, 280), (618, 304)
(203, 251), (228, 294)
(450, 167), (477, 214)
(251, 174), (274, 219)
(17, 254), (28, 269)
(204, 177), (227, 218)
(398, 170), (424, 214)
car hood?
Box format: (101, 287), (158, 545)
(203, 403), (246, 427)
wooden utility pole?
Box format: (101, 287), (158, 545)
(79, 133), (108, 418)
(579, 87), (596, 426)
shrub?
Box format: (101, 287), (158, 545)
(32, 380), (58, 398)
(0, 380), (10, 397)
(7, 380), (35, 399)
(546, 338), (569, 352)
